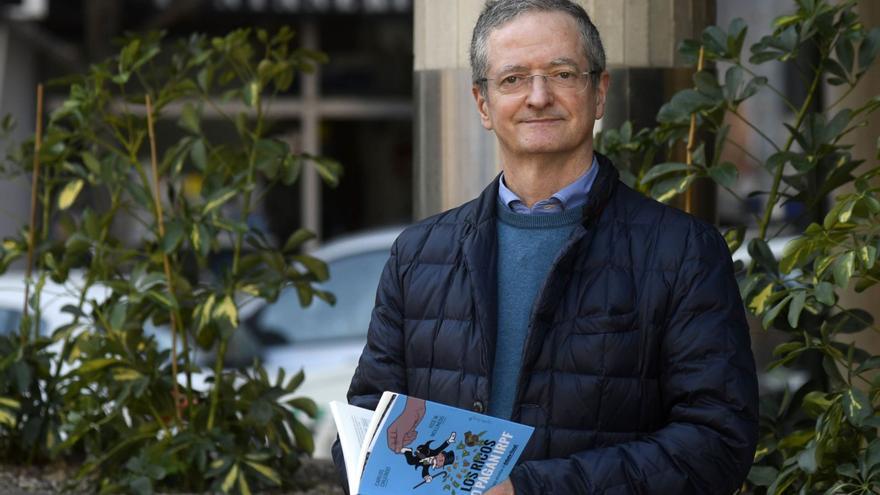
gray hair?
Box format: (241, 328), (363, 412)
(470, 0), (606, 90)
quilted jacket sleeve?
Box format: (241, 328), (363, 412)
(332, 239), (407, 493)
(509, 226), (759, 494)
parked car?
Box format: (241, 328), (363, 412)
(225, 226), (403, 457)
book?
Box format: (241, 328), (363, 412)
(330, 392), (534, 495)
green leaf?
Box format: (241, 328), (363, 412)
(814, 281), (835, 306)
(57, 179), (85, 210)
(859, 27), (880, 70)
(832, 251), (855, 288)
(867, 438), (880, 470)
(238, 473), (253, 495)
(294, 254), (329, 282)
(727, 18), (748, 59)
(797, 443), (817, 473)
(787, 290), (806, 328)
(81, 151), (101, 175)
(701, 25), (728, 56)
(311, 156), (342, 188)
(749, 282), (774, 314)
(723, 65), (743, 102)
(222, 463), (238, 493)
(290, 417), (314, 454)
(773, 14), (801, 28)
(748, 238), (778, 275)
(190, 138), (207, 171)
(835, 38), (855, 74)
(669, 88), (717, 114)
(856, 245), (875, 271)
(651, 174), (694, 203)
(203, 187), (237, 215)
(802, 391), (834, 418)
(179, 103), (201, 134)
(243, 80), (260, 107)
(213, 295), (239, 328)
(762, 294), (791, 329)
(283, 229), (316, 252)
(825, 309), (873, 334)
(243, 460), (281, 485)
(112, 367), (142, 381)
(77, 358), (123, 374)
(708, 162), (738, 188)
(640, 162), (689, 184)
(286, 397), (318, 417)
(161, 220), (185, 253)
(722, 226), (745, 254)
(0, 408), (16, 427)
(843, 387), (873, 426)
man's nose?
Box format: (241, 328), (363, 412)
(525, 75), (553, 107)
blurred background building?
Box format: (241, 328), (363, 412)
(0, 0), (415, 245)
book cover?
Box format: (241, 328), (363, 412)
(355, 393), (533, 495)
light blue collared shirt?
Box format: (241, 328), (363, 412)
(498, 155), (599, 214)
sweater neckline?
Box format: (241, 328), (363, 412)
(496, 198), (583, 229)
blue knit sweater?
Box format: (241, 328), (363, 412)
(489, 202), (582, 419)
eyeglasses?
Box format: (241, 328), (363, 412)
(477, 70), (599, 95)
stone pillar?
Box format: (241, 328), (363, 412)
(0, 26), (38, 250)
(413, 0), (715, 219)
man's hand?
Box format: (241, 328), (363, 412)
(485, 479), (515, 495)
(423, 475), (433, 483)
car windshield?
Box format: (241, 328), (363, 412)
(253, 250), (390, 343)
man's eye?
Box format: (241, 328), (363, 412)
(501, 75), (523, 85)
(554, 71), (574, 80)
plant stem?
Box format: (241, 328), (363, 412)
(23, 84), (44, 344)
(146, 95), (190, 424)
(684, 47), (705, 214)
(206, 336), (227, 431)
(207, 78), (265, 430)
(757, 66), (824, 241)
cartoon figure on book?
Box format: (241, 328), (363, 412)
(402, 432), (456, 485)
(333, 0), (759, 493)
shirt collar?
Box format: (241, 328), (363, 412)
(498, 155), (599, 214)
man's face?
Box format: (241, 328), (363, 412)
(472, 11), (609, 161)
(433, 453), (446, 468)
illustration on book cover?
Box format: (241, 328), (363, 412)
(362, 396), (526, 494)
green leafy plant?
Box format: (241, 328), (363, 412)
(0, 26), (341, 494)
(597, 0), (880, 493)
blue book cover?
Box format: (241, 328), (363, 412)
(354, 392), (534, 495)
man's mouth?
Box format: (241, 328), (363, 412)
(521, 118), (563, 124)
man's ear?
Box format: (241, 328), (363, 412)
(472, 85), (493, 130)
(594, 71), (611, 120)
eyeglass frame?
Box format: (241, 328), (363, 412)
(475, 69), (601, 95)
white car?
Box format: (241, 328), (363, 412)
(233, 226), (403, 457)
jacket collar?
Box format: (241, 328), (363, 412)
(464, 152), (620, 229)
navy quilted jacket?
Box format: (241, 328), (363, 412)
(334, 154), (759, 494)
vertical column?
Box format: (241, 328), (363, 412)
(413, 0), (715, 219)
(300, 20), (322, 245)
(0, 27), (37, 250)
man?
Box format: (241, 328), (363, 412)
(333, 0), (759, 493)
